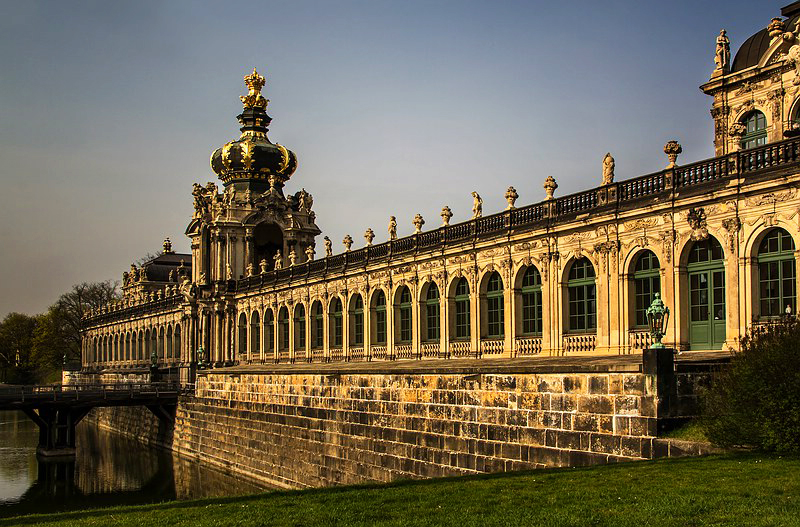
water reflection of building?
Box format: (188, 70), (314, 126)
(83, 5), (800, 382)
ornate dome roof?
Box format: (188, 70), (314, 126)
(731, 8), (800, 73)
(210, 69), (297, 190)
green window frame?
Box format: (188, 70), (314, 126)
(758, 229), (796, 317)
(741, 111), (767, 150)
(330, 298), (343, 347)
(250, 312), (261, 356)
(278, 308), (289, 351)
(425, 284), (440, 342)
(352, 295), (364, 346)
(568, 258), (596, 332)
(294, 305), (306, 350)
(454, 278), (470, 340)
(521, 266), (542, 336)
(486, 272), (504, 338)
(398, 287), (412, 343)
(312, 303), (324, 349)
(375, 291), (387, 344)
(633, 251), (661, 327)
(265, 310), (274, 353)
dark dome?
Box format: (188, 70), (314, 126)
(210, 69), (297, 188)
(731, 14), (800, 73)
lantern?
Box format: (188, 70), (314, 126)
(646, 292), (670, 349)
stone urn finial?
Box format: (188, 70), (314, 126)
(769, 17), (785, 39)
(343, 234), (353, 251)
(413, 214), (425, 233)
(364, 228), (375, 246)
(543, 175), (558, 200)
(441, 206), (453, 226)
(505, 186), (518, 210)
(664, 140), (683, 168)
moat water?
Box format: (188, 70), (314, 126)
(0, 410), (272, 518)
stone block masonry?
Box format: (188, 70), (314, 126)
(80, 354), (725, 489)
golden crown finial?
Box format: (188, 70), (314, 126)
(240, 67), (268, 109)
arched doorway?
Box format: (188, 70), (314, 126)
(253, 222), (284, 271)
(687, 237), (726, 350)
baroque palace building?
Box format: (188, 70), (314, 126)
(83, 2), (800, 385)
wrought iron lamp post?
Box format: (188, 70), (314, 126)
(646, 293), (670, 349)
(196, 346), (206, 370)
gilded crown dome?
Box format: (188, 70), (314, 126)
(210, 68), (297, 193)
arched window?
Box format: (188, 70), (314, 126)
(251, 311), (261, 357)
(126, 333), (131, 361)
(373, 291), (387, 345)
(633, 251), (661, 327)
(158, 327), (165, 360)
(397, 286), (412, 344)
(294, 304), (306, 350)
(174, 324), (181, 361)
(687, 237), (726, 349)
(351, 295), (364, 346)
(138, 331), (144, 361)
(311, 301), (324, 349)
(484, 272), (504, 338)
(568, 258), (596, 332)
(741, 111), (767, 150)
(454, 278), (471, 340)
(758, 228), (797, 317)
(238, 313), (248, 358)
(425, 283), (440, 342)
(329, 298), (343, 347)
(520, 267), (542, 336)
(278, 307), (290, 353)
(166, 326), (173, 360)
(264, 309), (275, 357)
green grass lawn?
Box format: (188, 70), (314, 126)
(4, 453), (799, 527)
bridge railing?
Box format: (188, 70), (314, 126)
(0, 382), (183, 403)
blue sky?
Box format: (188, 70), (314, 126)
(0, 0), (774, 316)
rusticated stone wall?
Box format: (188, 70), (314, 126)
(78, 356), (722, 489)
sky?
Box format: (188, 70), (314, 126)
(0, 0), (775, 318)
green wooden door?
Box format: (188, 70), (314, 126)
(687, 238), (726, 350)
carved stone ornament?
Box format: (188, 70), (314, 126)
(413, 214), (425, 233)
(343, 235), (353, 251)
(721, 217), (742, 252)
(364, 228), (375, 246)
(664, 140), (682, 168)
(787, 44), (800, 84)
(728, 122), (747, 137)
(543, 175), (557, 200)
(687, 207), (709, 241)
(768, 17), (786, 39)
(505, 186), (519, 209)
(441, 206), (453, 226)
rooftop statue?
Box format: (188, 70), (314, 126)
(471, 192), (483, 219)
(602, 153), (615, 185)
(714, 29), (730, 71)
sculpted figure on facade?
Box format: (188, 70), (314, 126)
(259, 258), (268, 274)
(246, 263), (254, 277)
(388, 216), (397, 240)
(787, 43), (800, 84)
(441, 206), (452, 226)
(226, 264), (233, 280)
(289, 249), (297, 266)
(324, 236), (332, 257)
(505, 186), (518, 209)
(602, 153), (615, 185)
(714, 29), (730, 71)
(413, 214), (425, 233)
(687, 207), (709, 240)
(471, 192), (483, 218)
(274, 251), (283, 269)
(305, 245), (315, 261)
